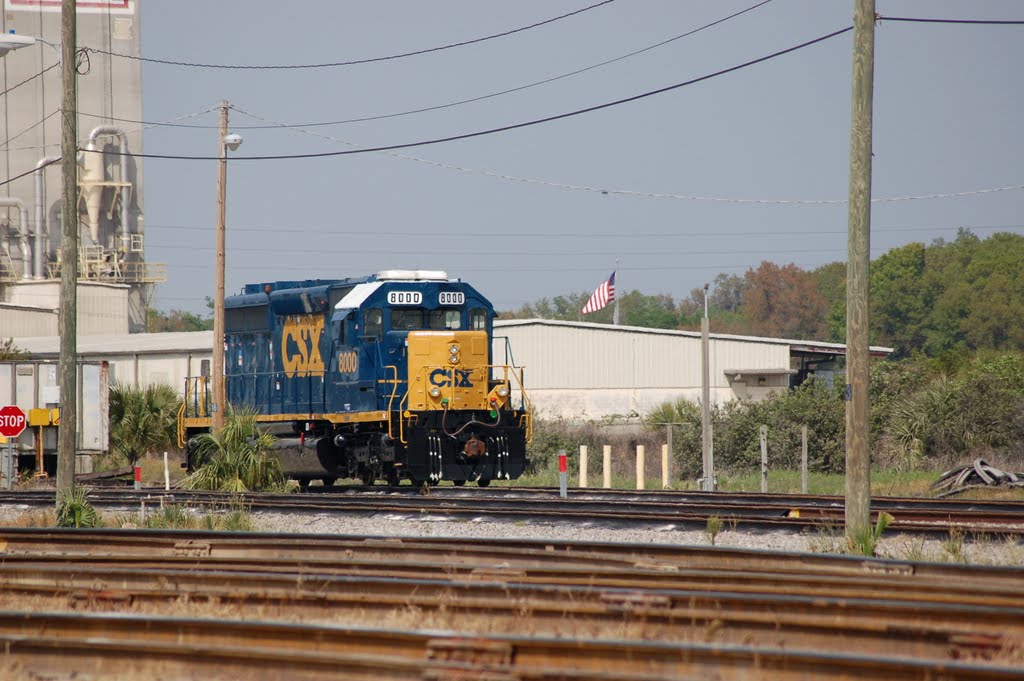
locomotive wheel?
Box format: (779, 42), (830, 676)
(452, 480), (466, 487)
(321, 477), (336, 487)
(386, 470), (401, 487)
(361, 470), (377, 486)
(477, 479), (491, 488)
(298, 479), (310, 489)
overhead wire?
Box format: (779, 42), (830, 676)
(76, 0), (772, 130)
(0, 109), (60, 150)
(142, 222), (1023, 238)
(0, 157), (60, 188)
(879, 16), (1024, 25)
(0, 62), (59, 98)
(233, 104), (1024, 206)
(0, 103), (222, 153)
(222, 0), (776, 130)
(83, 0), (617, 69)
(84, 25), (855, 163)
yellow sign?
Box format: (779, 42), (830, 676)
(281, 314), (325, 378)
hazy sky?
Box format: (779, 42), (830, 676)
(137, 1), (1024, 315)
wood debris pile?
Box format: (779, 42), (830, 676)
(932, 459), (1024, 498)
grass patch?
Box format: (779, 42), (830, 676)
(106, 499), (258, 531)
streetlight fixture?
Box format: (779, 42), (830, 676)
(0, 32), (36, 56)
(212, 100), (242, 431)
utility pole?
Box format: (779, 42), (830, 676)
(212, 100), (228, 431)
(56, 0), (78, 496)
(700, 282), (713, 491)
(845, 0), (875, 540)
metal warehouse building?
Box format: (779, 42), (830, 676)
(492, 320), (892, 419)
(11, 331), (211, 391)
(12, 321), (891, 420)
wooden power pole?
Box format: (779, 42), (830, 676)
(56, 0), (78, 496)
(845, 0), (875, 540)
(212, 101), (229, 431)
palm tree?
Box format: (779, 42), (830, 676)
(109, 383), (182, 465)
(181, 409), (284, 493)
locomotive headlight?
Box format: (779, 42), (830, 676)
(429, 386), (441, 398)
(449, 352), (460, 365)
(497, 385), (509, 397)
(449, 344), (459, 354)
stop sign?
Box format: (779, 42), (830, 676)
(0, 406), (27, 438)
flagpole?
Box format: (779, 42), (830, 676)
(613, 260), (620, 326)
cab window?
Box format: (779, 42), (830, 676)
(364, 309), (383, 339)
(429, 309), (462, 330)
(333, 316), (350, 345)
(469, 308), (488, 330)
(391, 309), (422, 331)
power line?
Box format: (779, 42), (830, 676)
(880, 16), (1024, 25)
(0, 109), (59, 150)
(0, 103), (218, 154)
(84, 26), (855, 163)
(229, 106), (1024, 207)
(0, 156), (60, 188)
(142, 222), (1023, 238)
(84, 0), (617, 69)
(79, 0), (773, 131)
(146, 243), (851, 257)
(225, 0), (776, 130)
(0, 62), (59, 98)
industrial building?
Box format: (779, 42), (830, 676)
(1, 1), (161, 335)
(493, 320), (891, 419)
(10, 321), (892, 421)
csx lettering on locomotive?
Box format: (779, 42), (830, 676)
(429, 368), (475, 388)
(281, 315), (325, 377)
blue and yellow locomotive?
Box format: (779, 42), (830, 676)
(179, 270), (531, 487)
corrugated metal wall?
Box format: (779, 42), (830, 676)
(0, 282), (128, 336)
(493, 322), (794, 418)
(495, 323), (790, 390)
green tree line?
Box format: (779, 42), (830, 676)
(503, 230), (1024, 358)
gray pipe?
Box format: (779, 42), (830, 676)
(0, 198), (31, 279)
(87, 126), (130, 251)
(34, 156), (59, 279)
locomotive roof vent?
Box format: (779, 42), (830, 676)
(376, 269), (449, 282)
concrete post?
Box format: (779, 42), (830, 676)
(603, 445), (611, 489)
(635, 445), (645, 490)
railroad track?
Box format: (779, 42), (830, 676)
(0, 529), (1022, 679)
(3, 486), (1024, 534)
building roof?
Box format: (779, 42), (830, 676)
(494, 319), (894, 356)
(11, 320), (895, 359)
(11, 331), (213, 358)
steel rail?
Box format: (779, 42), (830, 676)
(2, 562), (1022, 663)
(1, 528), (1022, 590)
(303, 484), (1024, 515)
(2, 531), (1023, 607)
(0, 610), (1019, 681)
(4, 489), (1024, 534)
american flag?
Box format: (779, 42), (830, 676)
(582, 271), (615, 314)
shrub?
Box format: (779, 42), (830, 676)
(56, 487), (101, 528)
(181, 409), (285, 492)
(109, 383), (182, 465)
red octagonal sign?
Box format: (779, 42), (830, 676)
(0, 405), (27, 439)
